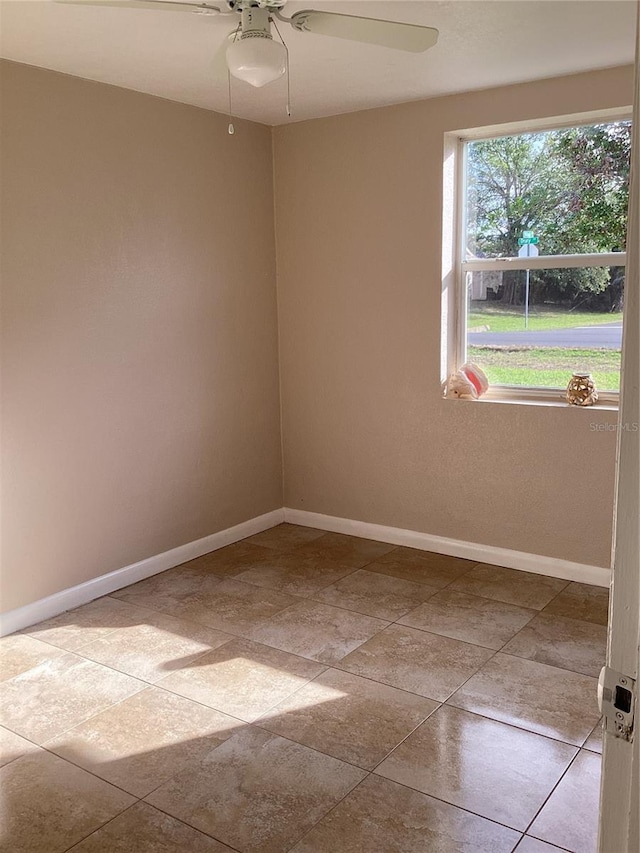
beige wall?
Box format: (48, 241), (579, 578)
(1, 62), (631, 614)
(274, 66), (633, 569)
(1, 61), (282, 611)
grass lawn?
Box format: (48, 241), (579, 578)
(468, 346), (621, 391)
(468, 302), (623, 333)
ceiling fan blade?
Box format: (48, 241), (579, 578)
(290, 10), (438, 53)
(55, 0), (223, 13)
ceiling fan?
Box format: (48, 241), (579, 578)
(56, 0), (439, 90)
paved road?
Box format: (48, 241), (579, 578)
(468, 322), (622, 349)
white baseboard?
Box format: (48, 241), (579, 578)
(2, 504), (610, 637)
(0, 508), (284, 637)
(284, 508), (611, 588)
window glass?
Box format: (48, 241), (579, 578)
(467, 268), (624, 392)
(462, 120), (630, 394)
(465, 122), (630, 259)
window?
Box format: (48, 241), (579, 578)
(445, 113), (631, 404)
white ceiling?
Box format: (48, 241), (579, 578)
(0, 0), (636, 125)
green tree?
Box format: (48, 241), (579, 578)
(555, 121), (630, 252)
(554, 122), (630, 310)
(467, 132), (567, 258)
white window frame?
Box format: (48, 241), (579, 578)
(442, 108), (632, 407)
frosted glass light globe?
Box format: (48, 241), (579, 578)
(226, 37), (286, 88)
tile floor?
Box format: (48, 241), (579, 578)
(0, 525), (608, 853)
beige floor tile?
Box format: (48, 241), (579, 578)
(25, 597), (152, 652)
(46, 686), (242, 797)
(0, 535), (610, 853)
(398, 590), (536, 650)
(340, 624), (493, 701)
(114, 546), (274, 608)
(311, 569), (437, 620)
(235, 551), (355, 596)
(448, 653), (600, 746)
(290, 774), (520, 853)
(292, 532), (396, 568)
(167, 578), (298, 636)
(191, 541), (278, 577)
(529, 750), (601, 853)
(542, 581), (609, 626)
(146, 727), (366, 853)
(0, 653), (144, 743)
(258, 668), (438, 769)
(1, 750), (134, 853)
(78, 609), (231, 682)
(249, 600), (388, 665)
(158, 637), (324, 722)
(0, 633), (65, 681)
(367, 547), (476, 588)
(502, 613), (607, 677)
(0, 726), (40, 767)
(450, 565), (568, 610)
(68, 802), (235, 852)
(375, 705), (577, 830)
(244, 523), (326, 551)
(111, 564), (225, 612)
(583, 719), (603, 753)
(516, 838), (566, 852)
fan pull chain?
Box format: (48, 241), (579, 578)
(227, 69), (234, 134)
(226, 25), (241, 135)
(272, 16), (291, 117)
(285, 44), (291, 117)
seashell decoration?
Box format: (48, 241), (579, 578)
(566, 372), (598, 406)
(442, 362), (489, 400)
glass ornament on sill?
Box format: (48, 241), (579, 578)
(566, 372), (599, 407)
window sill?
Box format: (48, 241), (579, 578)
(443, 390), (619, 411)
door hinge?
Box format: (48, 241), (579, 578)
(598, 666), (636, 742)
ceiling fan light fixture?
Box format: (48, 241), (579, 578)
(226, 36), (286, 88)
